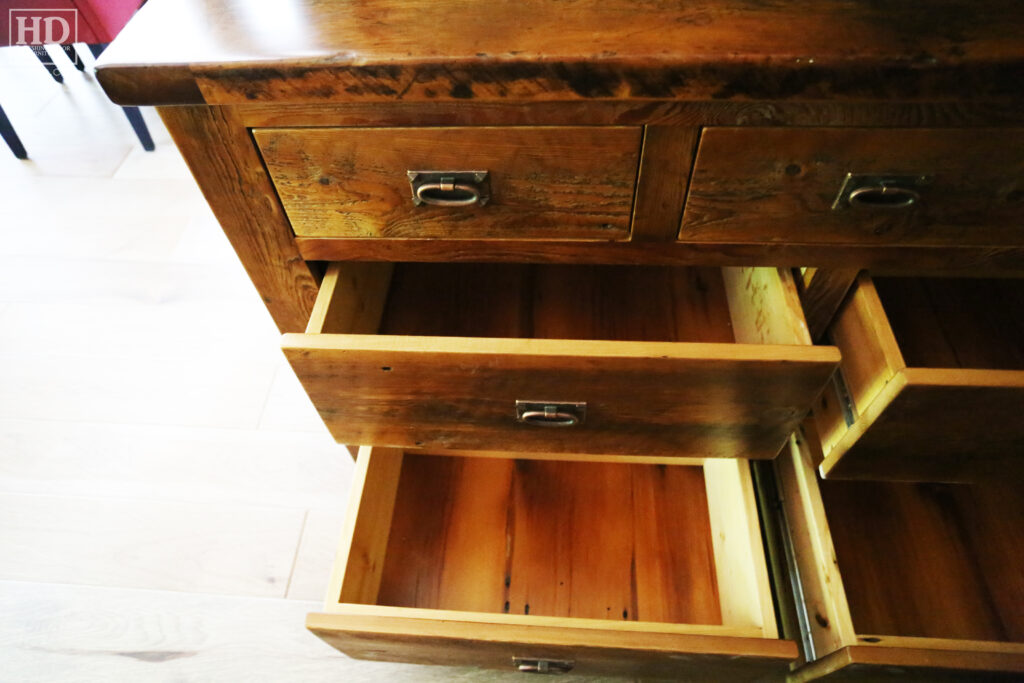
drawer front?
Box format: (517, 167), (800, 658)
(284, 263), (839, 459)
(308, 447), (797, 679)
(681, 128), (1024, 246)
(254, 126), (642, 240)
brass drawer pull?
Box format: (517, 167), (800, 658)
(831, 172), (932, 210)
(408, 170), (490, 207)
(512, 657), (575, 674)
(516, 401), (586, 427)
(847, 185), (920, 209)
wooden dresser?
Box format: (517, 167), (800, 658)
(96, 1), (1024, 679)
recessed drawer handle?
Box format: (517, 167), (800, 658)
(408, 170), (490, 207)
(516, 401), (586, 427)
(512, 657), (575, 674)
(831, 172), (932, 211)
(847, 185), (920, 209)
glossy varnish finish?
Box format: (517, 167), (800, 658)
(283, 264), (839, 457)
(96, 0), (1024, 105)
(254, 126), (641, 240)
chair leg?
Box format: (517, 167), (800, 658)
(122, 106), (155, 151)
(61, 44), (86, 71)
(0, 104), (28, 159)
(30, 45), (63, 83)
(87, 43), (108, 60)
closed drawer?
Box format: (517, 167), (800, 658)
(282, 263), (839, 458)
(254, 126), (642, 240)
(813, 273), (1024, 482)
(777, 435), (1024, 681)
(308, 446), (797, 679)
(680, 128), (1024, 246)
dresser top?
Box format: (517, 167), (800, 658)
(96, 0), (1024, 105)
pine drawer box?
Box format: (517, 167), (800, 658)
(307, 446), (798, 680)
(812, 273), (1024, 482)
(283, 263), (838, 458)
(777, 433), (1024, 680)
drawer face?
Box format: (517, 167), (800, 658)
(681, 128), (1024, 246)
(308, 447), (797, 679)
(813, 274), (1024, 482)
(283, 263), (839, 458)
(254, 126), (642, 240)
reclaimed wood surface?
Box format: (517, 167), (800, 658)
(159, 106), (319, 332)
(682, 128), (1024, 247)
(798, 268), (860, 342)
(254, 126), (641, 240)
(285, 264), (839, 457)
(95, 0), (1024, 105)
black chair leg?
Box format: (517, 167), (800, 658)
(122, 106), (155, 151)
(30, 45), (63, 83)
(61, 44), (86, 71)
(0, 104), (28, 159)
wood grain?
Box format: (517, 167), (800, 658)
(295, 235), (1024, 271)
(95, 0), (1024, 105)
(377, 455), (721, 624)
(284, 264), (839, 458)
(630, 126), (700, 241)
(792, 644), (1024, 681)
(309, 610), (796, 680)
(819, 477), (1024, 642)
(159, 105), (318, 332)
(682, 128), (1024, 247)
(254, 127), (641, 240)
(799, 268), (860, 342)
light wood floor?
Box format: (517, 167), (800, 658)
(0, 45), (625, 682)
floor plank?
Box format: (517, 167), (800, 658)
(0, 494), (305, 597)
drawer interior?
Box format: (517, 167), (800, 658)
(330, 449), (778, 636)
(872, 276), (1024, 371)
(370, 263), (735, 342)
(819, 477), (1024, 643)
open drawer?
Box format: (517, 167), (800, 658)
(308, 446), (798, 679)
(778, 432), (1024, 681)
(814, 273), (1024, 482)
(282, 264), (839, 458)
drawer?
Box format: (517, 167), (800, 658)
(777, 435), (1024, 681)
(813, 273), (1024, 482)
(282, 263), (839, 458)
(254, 126), (642, 240)
(680, 128), (1024, 247)
(308, 447), (798, 679)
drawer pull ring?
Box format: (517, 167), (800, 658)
(831, 173), (932, 210)
(516, 401), (586, 427)
(416, 179), (481, 206)
(408, 170), (490, 207)
(847, 185), (920, 209)
(512, 657), (574, 674)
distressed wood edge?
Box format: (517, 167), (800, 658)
(158, 104), (319, 332)
(790, 642), (1024, 681)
